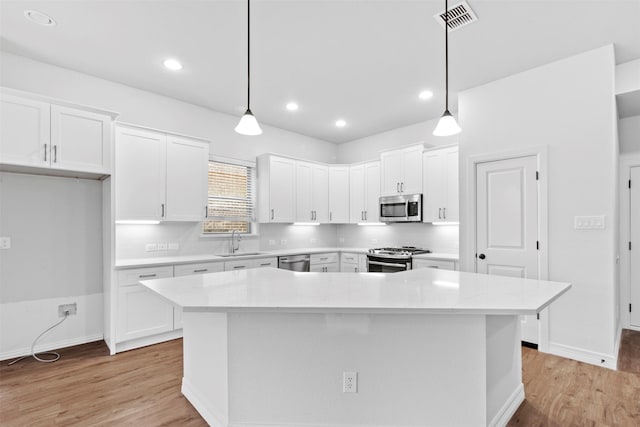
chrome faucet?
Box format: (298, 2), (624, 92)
(230, 230), (241, 254)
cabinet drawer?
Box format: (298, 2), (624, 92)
(254, 257), (278, 268)
(225, 259), (252, 271)
(340, 252), (360, 264)
(174, 262), (224, 276)
(311, 252), (338, 265)
(412, 259), (456, 271)
(118, 265), (174, 286)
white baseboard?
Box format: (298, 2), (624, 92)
(548, 341), (617, 370)
(1, 334), (104, 361)
(488, 383), (525, 427)
(115, 329), (183, 353)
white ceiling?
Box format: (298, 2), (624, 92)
(1, 0), (639, 143)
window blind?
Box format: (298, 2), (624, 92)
(203, 161), (255, 233)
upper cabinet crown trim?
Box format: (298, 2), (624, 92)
(1, 86), (119, 119)
(116, 121), (210, 145)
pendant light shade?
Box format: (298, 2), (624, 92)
(433, 0), (461, 136)
(236, 0), (262, 136)
(433, 110), (461, 136)
(235, 108), (262, 135)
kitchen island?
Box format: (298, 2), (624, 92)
(141, 267), (570, 427)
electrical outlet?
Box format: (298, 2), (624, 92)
(310, 238), (317, 244)
(268, 239), (276, 246)
(168, 242), (179, 250)
(280, 239), (287, 245)
(0, 237), (11, 249)
(343, 371), (358, 393)
(145, 243), (157, 252)
(574, 215), (606, 230)
(158, 242), (168, 250)
(339, 237), (345, 244)
(58, 303), (77, 317)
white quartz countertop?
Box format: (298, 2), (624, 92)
(115, 247), (371, 269)
(115, 248), (458, 269)
(141, 267), (570, 316)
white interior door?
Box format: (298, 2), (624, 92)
(476, 155), (539, 343)
(631, 166), (640, 327)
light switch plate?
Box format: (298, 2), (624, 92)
(0, 237), (10, 249)
(145, 243), (157, 252)
(574, 215), (606, 230)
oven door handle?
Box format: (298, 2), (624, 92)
(367, 260), (408, 268)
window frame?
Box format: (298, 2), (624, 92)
(201, 155), (259, 237)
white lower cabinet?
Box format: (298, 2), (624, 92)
(340, 252), (361, 272)
(412, 259), (457, 271)
(173, 262), (224, 329)
(117, 266), (174, 343)
(311, 253), (339, 272)
(225, 257), (278, 271)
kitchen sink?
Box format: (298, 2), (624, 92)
(215, 252), (266, 257)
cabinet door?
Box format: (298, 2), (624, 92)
(115, 126), (166, 221)
(0, 94), (50, 167)
(402, 145), (424, 194)
(443, 146), (459, 222)
(364, 162), (381, 222)
(422, 149), (445, 223)
(412, 259), (456, 271)
(295, 161), (313, 222)
(349, 165), (365, 223)
(312, 164), (329, 223)
(380, 150), (403, 196)
(117, 285), (174, 342)
(166, 136), (209, 221)
(269, 157), (296, 223)
(50, 105), (111, 174)
(329, 166), (350, 223)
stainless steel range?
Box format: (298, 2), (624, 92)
(366, 246), (431, 273)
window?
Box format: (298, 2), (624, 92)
(203, 159), (255, 234)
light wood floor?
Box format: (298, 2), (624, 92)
(1, 330), (639, 426)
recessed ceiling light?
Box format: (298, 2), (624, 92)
(419, 90), (434, 100)
(163, 58), (183, 71)
(335, 119), (347, 128)
(286, 102), (299, 111)
(24, 10), (56, 26)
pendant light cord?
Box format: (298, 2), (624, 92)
(247, 0), (251, 110)
(444, 0), (449, 111)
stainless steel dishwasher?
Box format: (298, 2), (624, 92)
(278, 254), (310, 272)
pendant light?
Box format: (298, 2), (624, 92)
(433, 0), (461, 136)
(235, 0), (262, 136)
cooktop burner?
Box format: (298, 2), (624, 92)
(368, 246), (431, 258)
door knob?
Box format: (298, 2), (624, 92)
(478, 254), (486, 260)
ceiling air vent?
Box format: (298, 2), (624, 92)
(434, 1), (478, 31)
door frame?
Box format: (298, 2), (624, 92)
(463, 145), (550, 350)
(620, 153), (640, 331)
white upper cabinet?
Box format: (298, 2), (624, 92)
(349, 161), (380, 223)
(328, 166), (350, 223)
(423, 145), (459, 223)
(0, 89), (116, 175)
(296, 161), (329, 223)
(0, 94), (50, 167)
(165, 135), (208, 221)
(258, 155), (296, 223)
(115, 125), (209, 222)
(50, 105), (111, 174)
(380, 145), (423, 196)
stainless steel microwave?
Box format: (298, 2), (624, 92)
(379, 194), (422, 222)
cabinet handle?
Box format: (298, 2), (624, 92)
(139, 273), (157, 278)
(161, 204), (165, 218)
(428, 266), (440, 269)
(44, 144), (47, 162)
(438, 208), (442, 219)
(361, 211), (364, 221)
(396, 182), (400, 193)
(355, 267), (359, 272)
(364, 211), (367, 221)
(53, 145), (58, 163)
(260, 263), (271, 266)
(401, 182), (404, 192)
(320, 257), (328, 261)
(443, 207), (446, 219)
(233, 265), (246, 269)
(271, 209), (274, 220)
(330, 212), (332, 222)
(205, 206), (208, 218)
(193, 269), (208, 273)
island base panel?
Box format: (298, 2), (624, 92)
(182, 312), (523, 427)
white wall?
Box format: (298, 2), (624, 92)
(619, 115), (640, 154)
(458, 46), (619, 367)
(336, 117), (458, 164)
